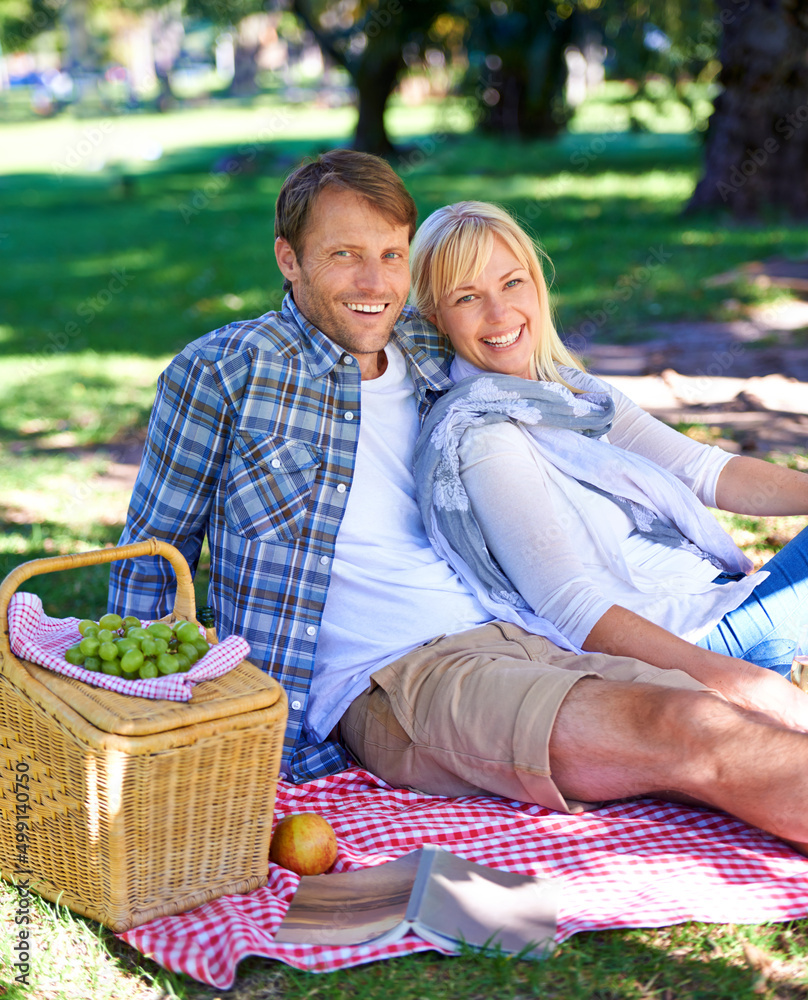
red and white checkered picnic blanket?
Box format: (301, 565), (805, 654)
(119, 766), (808, 987)
(7, 592), (250, 701)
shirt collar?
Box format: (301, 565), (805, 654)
(391, 321), (453, 395)
(281, 294), (348, 379)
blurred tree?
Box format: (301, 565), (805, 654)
(184, 0), (277, 95)
(291, 0), (451, 156)
(598, 0), (718, 130)
(1, 0), (62, 54)
(461, 0), (719, 138)
(461, 0), (580, 138)
(688, 0), (808, 217)
(0, 0), (184, 107)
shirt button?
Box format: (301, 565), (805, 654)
(319, 556), (329, 565)
(343, 354), (354, 365)
(271, 458), (281, 468)
(344, 411), (355, 421)
(336, 483), (347, 493)
(291, 700), (302, 711)
(306, 625), (316, 636)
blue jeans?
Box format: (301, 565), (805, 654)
(696, 525), (808, 676)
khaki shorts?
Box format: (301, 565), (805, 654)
(340, 621), (708, 814)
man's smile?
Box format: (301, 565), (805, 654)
(345, 302), (388, 313)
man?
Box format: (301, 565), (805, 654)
(110, 149), (808, 851)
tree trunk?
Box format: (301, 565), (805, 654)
(353, 51), (401, 157)
(687, 0), (808, 217)
(476, 3), (575, 138)
(151, 4), (184, 111)
(227, 14), (266, 97)
(228, 39), (260, 95)
(292, 0), (426, 157)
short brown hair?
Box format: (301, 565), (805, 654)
(275, 148), (417, 263)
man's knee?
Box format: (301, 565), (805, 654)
(549, 679), (735, 798)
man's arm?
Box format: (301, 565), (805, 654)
(108, 350), (235, 618)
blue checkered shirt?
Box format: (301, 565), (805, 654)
(108, 295), (451, 782)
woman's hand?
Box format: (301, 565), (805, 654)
(708, 659), (808, 732)
(583, 604), (808, 731)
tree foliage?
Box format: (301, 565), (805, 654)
(1, 0), (61, 53)
(460, 0), (579, 138)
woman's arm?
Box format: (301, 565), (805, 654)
(600, 380), (734, 505)
(714, 455), (808, 516)
(457, 415), (808, 730)
(602, 381), (808, 516)
(584, 604), (808, 732)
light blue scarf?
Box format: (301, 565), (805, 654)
(413, 365), (752, 650)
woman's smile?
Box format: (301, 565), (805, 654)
(482, 325), (523, 347)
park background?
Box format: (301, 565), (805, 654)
(1, 1), (808, 997)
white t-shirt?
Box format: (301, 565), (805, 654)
(305, 343), (490, 743)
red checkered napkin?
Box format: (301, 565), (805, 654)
(7, 592), (250, 701)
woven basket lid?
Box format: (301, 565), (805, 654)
(1, 540), (284, 738)
(22, 658), (282, 736)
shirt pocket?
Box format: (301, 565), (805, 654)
(224, 431), (321, 543)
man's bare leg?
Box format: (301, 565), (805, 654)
(549, 678), (808, 851)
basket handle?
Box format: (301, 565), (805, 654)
(0, 539), (197, 652)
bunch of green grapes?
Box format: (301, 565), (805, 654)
(64, 614), (210, 680)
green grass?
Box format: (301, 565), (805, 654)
(2, 94), (808, 998)
(2, 99), (806, 366)
(3, 878), (808, 999)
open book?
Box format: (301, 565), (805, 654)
(273, 845), (559, 957)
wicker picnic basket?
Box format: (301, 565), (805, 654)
(0, 538), (287, 932)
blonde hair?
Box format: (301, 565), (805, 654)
(409, 201), (583, 386)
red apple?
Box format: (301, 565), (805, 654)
(269, 812), (338, 876)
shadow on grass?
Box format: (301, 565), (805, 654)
(0, 520), (122, 618)
(0, 364), (157, 448)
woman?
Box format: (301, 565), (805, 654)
(410, 201), (808, 680)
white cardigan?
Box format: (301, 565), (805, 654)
(456, 369), (764, 647)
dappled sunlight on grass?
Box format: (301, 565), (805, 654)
(65, 249), (160, 280)
(715, 509), (808, 572)
(0, 882), (169, 1000)
(1, 450), (132, 529)
(4, 113), (807, 360)
(0, 354), (165, 445)
(0, 95), (461, 176)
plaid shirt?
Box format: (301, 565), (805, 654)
(109, 295), (451, 782)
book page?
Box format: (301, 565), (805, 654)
(273, 850), (422, 946)
(413, 847), (559, 957)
